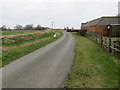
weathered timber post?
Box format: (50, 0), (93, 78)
(101, 35), (103, 46)
(109, 36), (112, 52)
(113, 41), (116, 53)
(95, 34), (97, 43)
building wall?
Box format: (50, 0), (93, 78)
(111, 25), (120, 37)
(81, 25), (110, 36)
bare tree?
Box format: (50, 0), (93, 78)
(1, 25), (7, 30)
(66, 27), (69, 30)
(14, 25), (23, 30)
(24, 24), (34, 30)
(35, 25), (42, 30)
(8, 27), (11, 31)
(72, 27), (74, 30)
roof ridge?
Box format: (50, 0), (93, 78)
(86, 17), (101, 23)
(101, 16), (120, 18)
(95, 17), (103, 25)
(87, 16), (120, 23)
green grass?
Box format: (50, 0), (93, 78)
(88, 34), (120, 47)
(2, 32), (63, 67)
(1, 30), (41, 35)
(64, 33), (119, 88)
(2, 32), (54, 46)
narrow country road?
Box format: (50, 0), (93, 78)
(2, 32), (75, 88)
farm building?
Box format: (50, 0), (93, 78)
(81, 16), (120, 36)
(67, 29), (80, 32)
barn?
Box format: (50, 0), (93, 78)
(81, 16), (120, 36)
(67, 29), (80, 32)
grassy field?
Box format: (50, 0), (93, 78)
(2, 32), (54, 46)
(1, 30), (63, 67)
(1, 30), (41, 35)
(64, 33), (119, 88)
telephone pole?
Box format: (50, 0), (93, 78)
(52, 21), (54, 29)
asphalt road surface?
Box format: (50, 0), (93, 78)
(2, 32), (75, 88)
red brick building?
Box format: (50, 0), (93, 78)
(81, 16), (120, 36)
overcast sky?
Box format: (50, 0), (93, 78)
(0, 0), (119, 29)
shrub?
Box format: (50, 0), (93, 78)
(79, 29), (87, 36)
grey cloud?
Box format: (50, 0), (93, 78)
(1, 1), (118, 29)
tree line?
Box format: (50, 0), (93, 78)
(0, 24), (50, 30)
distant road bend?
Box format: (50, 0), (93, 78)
(3, 32), (75, 88)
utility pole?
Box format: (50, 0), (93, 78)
(52, 21), (54, 29)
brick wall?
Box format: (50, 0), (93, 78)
(81, 25), (111, 36)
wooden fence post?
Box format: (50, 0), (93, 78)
(101, 35), (103, 46)
(93, 33), (95, 41)
(98, 34), (100, 44)
(109, 36), (112, 52)
(95, 34), (97, 43)
(113, 41), (116, 53)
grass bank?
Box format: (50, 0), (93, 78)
(2, 32), (54, 46)
(2, 31), (63, 67)
(1, 30), (40, 35)
(64, 33), (119, 88)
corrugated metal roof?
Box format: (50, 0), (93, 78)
(98, 17), (119, 25)
(81, 16), (120, 27)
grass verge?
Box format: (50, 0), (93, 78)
(2, 32), (63, 67)
(64, 33), (119, 88)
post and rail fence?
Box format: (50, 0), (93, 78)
(85, 32), (120, 58)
